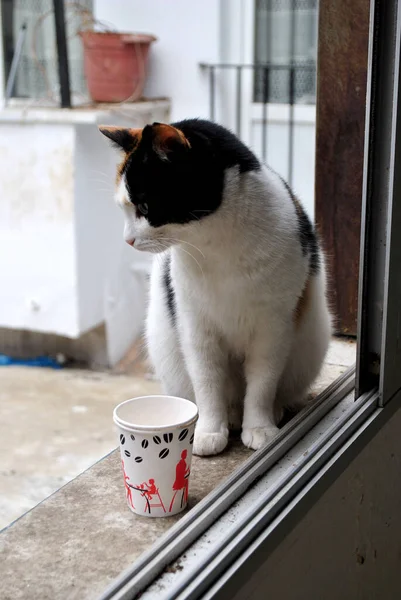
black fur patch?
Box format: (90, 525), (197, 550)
(175, 119), (260, 174)
(297, 208), (320, 275)
(163, 254), (176, 325)
(279, 176), (320, 275)
(123, 119), (260, 228)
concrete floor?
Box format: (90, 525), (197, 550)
(0, 338), (356, 531)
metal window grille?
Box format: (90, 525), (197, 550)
(254, 0), (318, 104)
(1, 0), (92, 103)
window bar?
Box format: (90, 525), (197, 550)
(288, 0), (296, 186)
(263, 0), (273, 164)
(53, 0), (71, 108)
(210, 66), (216, 121)
(236, 65), (242, 137)
(288, 66), (295, 186)
(262, 65), (269, 162)
(5, 23), (27, 102)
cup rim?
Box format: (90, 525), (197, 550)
(113, 394), (199, 433)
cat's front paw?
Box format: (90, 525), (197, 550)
(241, 426), (279, 451)
(193, 431), (228, 456)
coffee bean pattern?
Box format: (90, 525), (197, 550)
(120, 428), (193, 463)
(178, 428), (188, 441)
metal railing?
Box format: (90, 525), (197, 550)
(200, 62), (316, 185)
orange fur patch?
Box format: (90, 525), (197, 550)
(116, 128), (143, 183)
(152, 123), (191, 150)
(116, 156), (128, 184)
(112, 123), (190, 184)
(294, 276), (311, 327)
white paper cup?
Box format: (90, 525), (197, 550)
(113, 395), (198, 517)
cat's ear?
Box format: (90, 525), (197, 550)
(98, 126), (142, 152)
(142, 122), (190, 161)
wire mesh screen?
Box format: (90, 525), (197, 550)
(254, 0), (318, 104)
(1, 0), (92, 103)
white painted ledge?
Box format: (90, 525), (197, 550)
(0, 99), (171, 125)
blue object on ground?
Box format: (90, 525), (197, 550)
(0, 355), (63, 369)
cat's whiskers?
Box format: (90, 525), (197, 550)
(150, 237), (204, 276)
(90, 175), (111, 184)
(89, 168), (112, 178)
(145, 240), (169, 255)
(92, 180), (113, 188)
(89, 171), (114, 184)
(161, 237), (205, 259)
(90, 178), (115, 194)
(94, 187), (114, 194)
(188, 210), (213, 222)
(154, 238), (204, 277)
(174, 245), (205, 278)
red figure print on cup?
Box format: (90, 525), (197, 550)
(143, 478), (157, 499)
(136, 478), (166, 513)
(169, 449), (191, 512)
(122, 460), (135, 510)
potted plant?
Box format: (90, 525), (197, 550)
(80, 28), (157, 103)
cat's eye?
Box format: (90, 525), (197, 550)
(137, 203), (148, 216)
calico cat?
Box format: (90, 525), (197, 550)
(99, 119), (332, 456)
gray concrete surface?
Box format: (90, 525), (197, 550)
(0, 359), (160, 530)
(0, 338), (355, 600)
(0, 339), (355, 531)
(0, 442), (252, 600)
(0, 338), (355, 531)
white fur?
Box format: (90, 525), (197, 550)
(117, 166), (332, 456)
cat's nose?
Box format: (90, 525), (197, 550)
(125, 237), (135, 247)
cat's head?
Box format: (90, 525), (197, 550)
(99, 121), (222, 253)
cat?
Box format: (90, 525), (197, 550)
(99, 119), (332, 456)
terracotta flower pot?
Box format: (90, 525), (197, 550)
(80, 31), (157, 103)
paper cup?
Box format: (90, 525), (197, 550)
(113, 395), (198, 517)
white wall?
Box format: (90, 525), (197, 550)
(94, 0), (220, 123)
(250, 106), (316, 215)
(0, 123), (79, 336)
